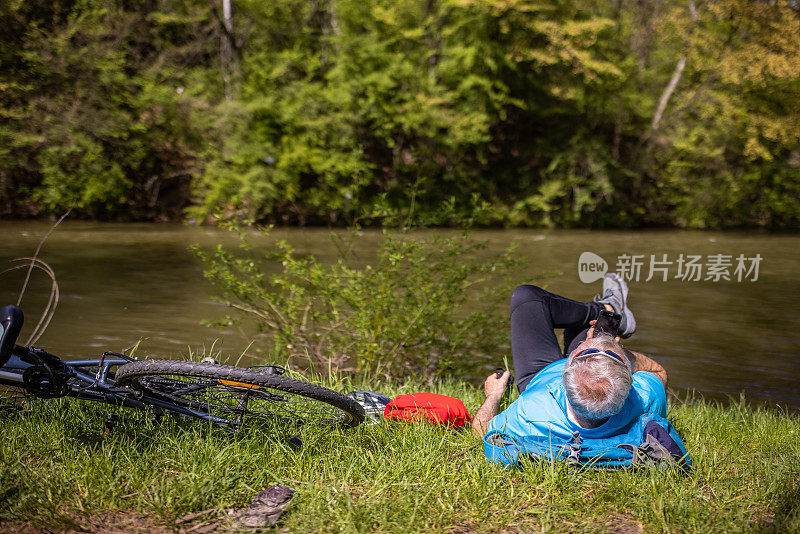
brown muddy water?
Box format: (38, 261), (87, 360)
(1, 221), (798, 412)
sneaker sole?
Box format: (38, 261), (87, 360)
(606, 273), (636, 338)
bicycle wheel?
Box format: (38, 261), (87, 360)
(114, 360), (364, 429)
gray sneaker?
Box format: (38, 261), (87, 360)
(594, 273), (636, 338)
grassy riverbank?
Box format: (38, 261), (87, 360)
(1, 378), (799, 533)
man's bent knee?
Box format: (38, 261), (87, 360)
(510, 284), (548, 313)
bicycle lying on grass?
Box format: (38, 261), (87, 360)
(0, 304), (365, 432)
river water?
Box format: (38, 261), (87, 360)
(1, 221), (798, 412)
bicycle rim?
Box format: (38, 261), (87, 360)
(115, 361), (363, 429)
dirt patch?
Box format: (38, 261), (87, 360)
(447, 521), (520, 534)
(603, 514), (644, 534)
(0, 510), (245, 534)
(0, 511), (175, 534)
(0, 498), (292, 534)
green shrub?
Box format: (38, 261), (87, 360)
(192, 227), (523, 379)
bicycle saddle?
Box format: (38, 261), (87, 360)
(0, 305), (24, 367)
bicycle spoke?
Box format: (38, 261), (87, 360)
(136, 374), (349, 424)
(114, 360), (363, 429)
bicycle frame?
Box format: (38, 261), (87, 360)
(1, 305), (363, 431)
(0, 347), (239, 431)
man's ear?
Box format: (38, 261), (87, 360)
(614, 336), (621, 343)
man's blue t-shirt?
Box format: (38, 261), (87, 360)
(487, 359), (667, 443)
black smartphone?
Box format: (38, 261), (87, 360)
(594, 310), (622, 337)
(495, 368), (515, 396)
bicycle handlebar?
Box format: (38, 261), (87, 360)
(0, 305), (24, 367)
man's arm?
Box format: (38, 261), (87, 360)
(471, 371), (510, 439)
(622, 348), (668, 389)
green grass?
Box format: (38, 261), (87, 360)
(1, 378), (799, 533)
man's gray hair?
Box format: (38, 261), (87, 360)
(562, 334), (632, 420)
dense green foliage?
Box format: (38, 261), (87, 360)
(1, 384), (799, 532)
(193, 227), (522, 378)
(2, 0), (799, 228)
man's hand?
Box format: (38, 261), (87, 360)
(484, 371), (510, 398)
(472, 371), (511, 439)
(586, 319), (621, 343)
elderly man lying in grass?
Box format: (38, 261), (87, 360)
(472, 274), (681, 467)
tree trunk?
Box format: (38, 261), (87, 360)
(648, 0), (697, 138)
(650, 55), (686, 134)
(220, 0), (235, 102)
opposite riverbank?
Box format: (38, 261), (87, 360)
(1, 376), (798, 533)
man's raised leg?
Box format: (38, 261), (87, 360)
(564, 272), (637, 355)
(510, 285), (603, 392)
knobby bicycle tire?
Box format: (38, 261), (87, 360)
(114, 360), (364, 429)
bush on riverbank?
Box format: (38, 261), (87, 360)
(193, 227), (524, 378)
(1, 379), (798, 533)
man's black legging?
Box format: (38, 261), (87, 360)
(510, 285), (604, 392)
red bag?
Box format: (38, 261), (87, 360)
(383, 393), (472, 428)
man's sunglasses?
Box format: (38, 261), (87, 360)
(572, 347), (627, 367)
